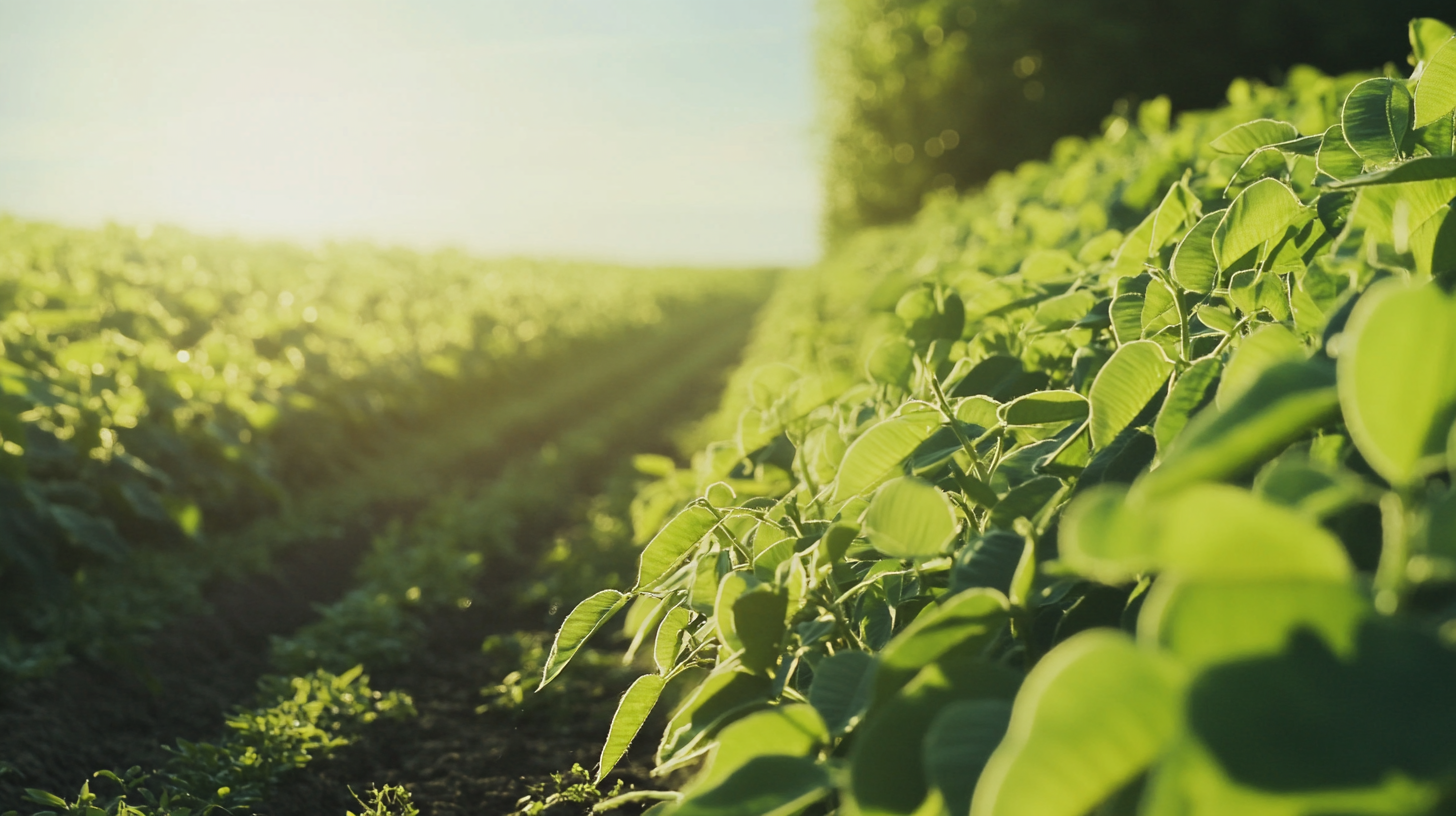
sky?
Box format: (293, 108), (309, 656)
(0, 1), (819, 266)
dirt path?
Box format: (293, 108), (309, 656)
(260, 600), (657, 816)
(0, 307), (754, 813)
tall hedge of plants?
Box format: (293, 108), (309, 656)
(819, 0), (1447, 241)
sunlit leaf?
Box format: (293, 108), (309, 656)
(732, 587), (787, 673)
(970, 631), (1181, 816)
(1061, 483), (1351, 584)
(1317, 125), (1365, 180)
(1148, 359), (1339, 495)
(1153, 357), (1222, 454)
(1216, 324), (1304, 408)
(1325, 155), (1456, 189)
(657, 668), (772, 766)
(1140, 579), (1367, 670)
(1089, 340), (1174, 449)
(864, 477), (958, 559)
(1213, 179), (1304, 268)
(874, 588), (1010, 705)
(997, 390), (1088, 426)
(1338, 280), (1456, 485)
(1341, 78), (1413, 164)
(1171, 212), (1222, 293)
(655, 604), (694, 673)
(598, 673), (666, 781)
(1210, 119), (1300, 155)
(637, 505), (718, 590)
(689, 704), (828, 794)
(834, 412), (942, 501)
(540, 589), (628, 690)
(1416, 36), (1456, 128)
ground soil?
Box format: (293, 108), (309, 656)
(260, 600), (663, 816)
(0, 310), (751, 815)
(0, 530), (369, 810)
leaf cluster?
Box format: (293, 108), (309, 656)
(552, 18), (1456, 816)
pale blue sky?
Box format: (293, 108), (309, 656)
(0, 2), (818, 265)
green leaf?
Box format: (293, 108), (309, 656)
(874, 588), (1010, 706)
(854, 657), (1022, 816)
(1210, 119), (1300, 155)
(655, 605), (694, 673)
(864, 477), (959, 560)
(1153, 357), (1222, 453)
(1270, 133), (1324, 156)
(997, 390), (1088, 426)
(714, 571), (760, 652)
(1188, 619), (1456, 794)
(637, 505), (718, 590)
(752, 537), (795, 582)
(732, 587), (787, 674)
(1317, 125), (1365, 180)
(1148, 179), (1198, 254)
(1225, 147), (1289, 196)
(539, 590), (629, 690)
(1254, 454), (1368, 517)
(951, 355), (1031, 400)
(950, 530), (1025, 596)
(658, 669), (773, 765)
(1110, 293), (1146, 345)
(1141, 579), (1367, 671)
(1341, 78), (1413, 165)
(1338, 280), (1456, 485)
(1018, 249), (1079, 281)
(690, 704), (828, 794)
(1417, 111), (1456, 158)
(598, 673), (667, 781)
(1147, 359), (1339, 496)
(1212, 179), (1304, 268)
(954, 394), (1001, 428)
(970, 631), (1181, 816)
(834, 412), (942, 501)
(1416, 36), (1456, 128)
(1170, 212), (1222, 293)
(689, 551), (729, 615)
(1089, 340), (1174, 450)
(1215, 324), (1303, 409)
(1412, 18), (1455, 65)
(1139, 277), (1181, 337)
(1058, 485), (1156, 583)
(924, 699), (1015, 816)
(818, 521), (859, 566)
(988, 475), (1064, 531)
(1324, 155), (1456, 188)
(808, 650), (877, 736)
(674, 756), (830, 816)
(1030, 289), (1098, 331)
(1110, 211), (1158, 278)
(867, 338), (915, 389)
(1060, 484), (1352, 585)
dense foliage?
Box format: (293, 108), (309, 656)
(0, 219), (766, 678)
(553, 17), (1456, 816)
(818, 0), (1448, 239)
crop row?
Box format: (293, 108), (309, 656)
(10, 293), (764, 815)
(549, 18), (1456, 816)
(0, 217), (767, 679)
